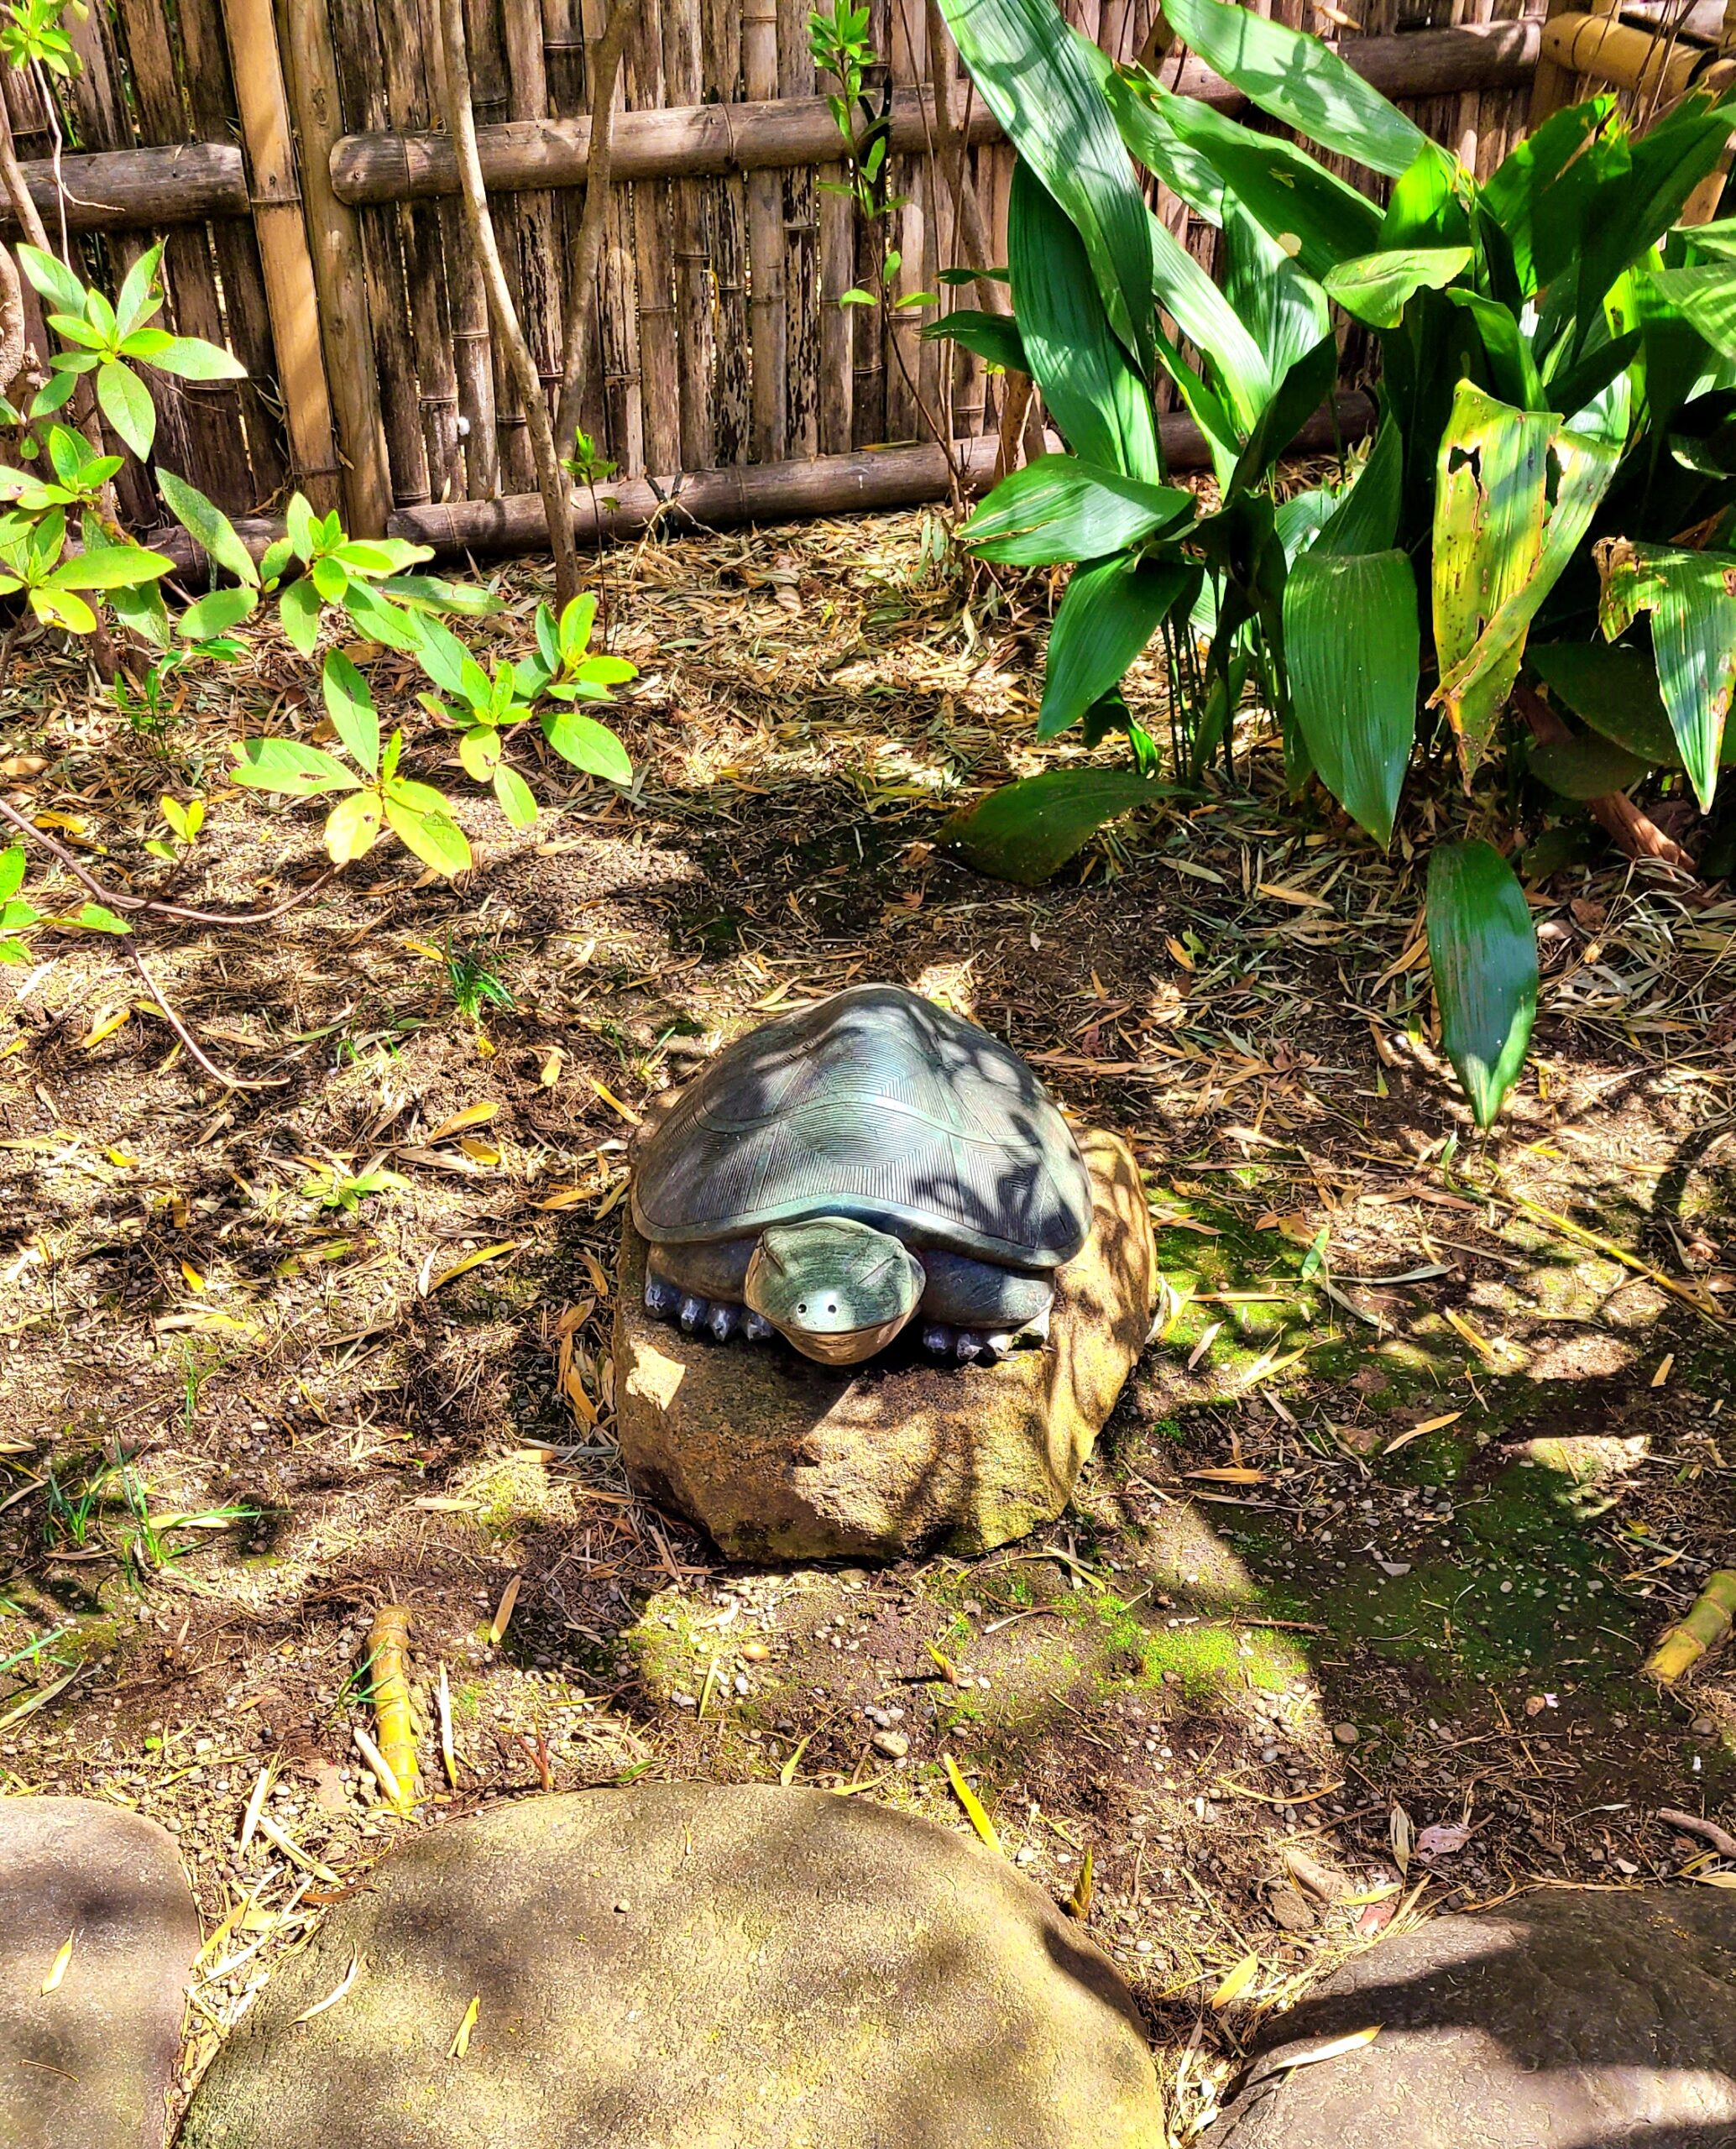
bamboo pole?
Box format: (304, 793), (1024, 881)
(437, 0), (583, 604)
(1539, 10), (1734, 98)
(501, 0), (567, 480)
(0, 144), (248, 237)
(744, 0), (784, 461)
(631, 0), (682, 475)
(779, 0), (819, 460)
(264, 0), (390, 528)
(390, 388), (1376, 551)
(703, 0), (749, 464)
(328, 23), (1540, 202)
(666, 0), (714, 470)
(384, 0), (464, 503)
(541, 0), (604, 463)
(219, 0), (347, 518)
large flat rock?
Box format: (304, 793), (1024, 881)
(0, 1796), (200, 2149)
(614, 1127), (1157, 1560)
(180, 1783), (1163, 2149)
(1210, 1888), (1736, 2149)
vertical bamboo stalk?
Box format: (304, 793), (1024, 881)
(224, 0), (352, 518)
(818, 152), (855, 453)
(585, 0), (643, 474)
(666, 0), (714, 470)
(744, 0), (785, 461)
(631, 0), (680, 473)
(850, 0), (889, 445)
(502, 0), (566, 466)
(883, 0), (923, 441)
(541, 0), (604, 459)
(457, 0), (529, 490)
(379, 0), (463, 503)
(703, 0), (748, 464)
(175, 0), (290, 505)
(779, 0), (819, 458)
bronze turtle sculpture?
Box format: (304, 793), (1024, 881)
(630, 983), (1093, 1366)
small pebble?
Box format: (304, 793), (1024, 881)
(1333, 1723), (1359, 1745)
(871, 1730), (909, 1759)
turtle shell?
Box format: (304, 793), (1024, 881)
(631, 984), (1092, 1271)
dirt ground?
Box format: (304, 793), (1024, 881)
(3, 507), (1735, 2138)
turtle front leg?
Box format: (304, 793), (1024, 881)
(918, 1254), (1054, 1366)
(645, 1237), (766, 1346)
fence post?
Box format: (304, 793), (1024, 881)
(263, 0), (395, 535)
(218, 0), (347, 518)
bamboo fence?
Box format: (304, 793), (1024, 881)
(0, 0), (1726, 547)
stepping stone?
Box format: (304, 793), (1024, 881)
(0, 1796), (200, 2149)
(180, 1784), (1164, 2149)
(1210, 1887), (1736, 2149)
(614, 1128), (1158, 1560)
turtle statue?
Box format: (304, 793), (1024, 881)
(630, 983), (1093, 1367)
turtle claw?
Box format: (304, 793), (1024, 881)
(922, 1322), (955, 1357)
(677, 1293), (708, 1334)
(978, 1331), (1017, 1364)
(645, 1277), (678, 1320)
(708, 1302), (740, 1344)
(743, 1310), (775, 1343)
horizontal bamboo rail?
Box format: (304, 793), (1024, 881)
(330, 23), (1538, 207)
(386, 391), (1377, 554)
(0, 141), (246, 235)
(1540, 10), (1736, 96)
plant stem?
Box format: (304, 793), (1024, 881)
(551, 0), (641, 499)
(130, 950), (288, 1090)
(436, 0), (583, 608)
(0, 794), (340, 926)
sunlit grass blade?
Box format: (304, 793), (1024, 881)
(1426, 840), (1538, 1128)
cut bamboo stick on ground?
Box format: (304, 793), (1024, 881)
(366, 1604), (420, 1813)
(1647, 1571), (1736, 1683)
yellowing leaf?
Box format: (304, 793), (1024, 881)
(539, 1047), (566, 1087)
(447, 1995), (479, 2058)
(426, 1101), (499, 1144)
(489, 1574), (520, 1644)
(531, 1186), (587, 1210)
(105, 1146), (138, 1169)
(458, 1137), (500, 1164)
(40, 1935), (74, 1995)
(403, 939), (444, 960)
(180, 1260), (207, 1294)
(425, 1240), (520, 1294)
(592, 1079), (643, 1127)
(293, 1951), (362, 2023)
(1186, 1467), (1268, 1485)
(1210, 1952), (1260, 2008)
(778, 1733), (812, 1787)
(1257, 881), (1331, 909)
(1384, 1411), (1461, 1452)
(943, 1754), (1001, 1854)
(79, 1005), (130, 1049)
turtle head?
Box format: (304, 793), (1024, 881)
(745, 1219), (924, 1366)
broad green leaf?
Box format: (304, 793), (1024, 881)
(1284, 547), (1418, 845)
(114, 243), (163, 339)
(331, 536), (426, 575)
(1313, 414), (1402, 557)
(382, 779), (472, 877)
(156, 468), (260, 587)
(541, 708), (633, 783)
(1102, 65), (1226, 225)
(323, 787), (383, 864)
(0, 846), (24, 902)
(1, 898), (40, 929)
(1596, 539), (1736, 809)
(377, 572), (499, 616)
(493, 764), (539, 828)
(1038, 554), (1190, 740)
(1481, 97), (1613, 297)
(279, 576), (323, 655)
(1445, 288), (1544, 410)
(458, 725), (502, 782)
(959, 454), (1191, 566)
(1378, 140), (1469, 251)
(1150, 207), (1271, 435)
(1527, 641), (1736, 767)
(1160, 0), (1425, 177)
(16, 244), (86, 313)
(558, 592), (599, 666)
(322, 650), (380, 775)
(1574, 91), (1736, 338)
(1131, 86), (1379, 280)
(1221, 206), (1331, 387)
(311, 555), (348, 604)
(1226, 333), (1338, 498)
(408, 609), (473, 696)
(1647, 264), (1736, 360)
(939, 766), (1162, 885)
(1529, 730), (1650, 798)
(340, 580), (426, 653)
(1325, 247), (1471, 330)
(920, 308), (1029, 374)
(73, 902), (131, 935)
(938, 0), (1154, 367)
(1430, 384), (1618, 777)
(31, 585), (97, 633)
(53, 542), (173, 590)
(95, 360), (154, 458)
(285, 494), (320, 562)
(1008, 160), (1160, 481)
(231, 738), (360, 796)
(1426, 839), (1537, 1128)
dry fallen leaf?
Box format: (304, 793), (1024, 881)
(425, 1101), (499, 1144)
(40, 1935), (74, 1995)
(1210, 1952), (1260, 2009)
(447, 1995), (479, 2057)
(1385, 1411), (1462, 1452)
(424, 1241), (521, 1294)
(489, 1574), (521, 1644)
(943, 1754), (1001, 1854)
(294, 1953), (362, 2024)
